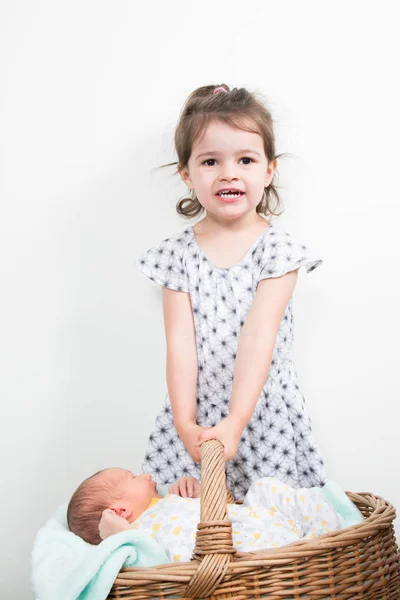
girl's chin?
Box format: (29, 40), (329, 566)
(217, 204), (253, 216)
(204, 201), (259, 220)
(216, 195), (244, 205)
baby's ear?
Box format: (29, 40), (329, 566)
(109, 502), (133, 520)
(108, 505), (122, 516)
(106, 507), (118, 515)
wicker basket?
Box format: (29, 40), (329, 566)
(108, 440), (400, 599)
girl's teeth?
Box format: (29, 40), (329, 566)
(219, 192), (242, 198)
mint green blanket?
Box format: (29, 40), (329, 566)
(318, 481), (364, 529)
(32, 502), (169, 600)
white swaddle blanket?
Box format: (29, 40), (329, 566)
(131, 477), (343, 562)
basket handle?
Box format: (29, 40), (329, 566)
(183, 439), (236, 598)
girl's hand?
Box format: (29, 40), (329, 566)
(197, 415), (244, 461)
(99, 509), (131, 540)
(176, 420), (211, 462)
(168, 476), (201, 498)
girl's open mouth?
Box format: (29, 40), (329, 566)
(216, 190), (244, 202)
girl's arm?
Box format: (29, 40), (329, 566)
(162, 287), (205, 461)
(229, 270), (298, 428)
(198, 270), (298, 459)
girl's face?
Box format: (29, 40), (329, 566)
(180, 120), (277, 223)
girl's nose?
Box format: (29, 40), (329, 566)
(143, 473), (152, 481)
(218, 164), (239, 181)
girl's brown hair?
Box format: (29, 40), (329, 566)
(160, 84), (286, 219)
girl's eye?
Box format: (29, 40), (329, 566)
(202, 157), (254, 166)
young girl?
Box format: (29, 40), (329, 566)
(135, 83), (327, 500)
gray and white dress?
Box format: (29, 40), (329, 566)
(135, 222), (327, 500)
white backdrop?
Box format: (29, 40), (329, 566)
(1, 1), (399, 598)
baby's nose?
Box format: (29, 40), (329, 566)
(143, 473), (152, 481)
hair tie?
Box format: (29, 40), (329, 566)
(213, 86), (228, 95)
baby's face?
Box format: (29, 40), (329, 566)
(100, 468), (157, 522)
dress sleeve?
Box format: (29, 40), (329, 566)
(134, 237), (189, 292)
(259, 229), (323, 281)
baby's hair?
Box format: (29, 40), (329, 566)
(67, 469), (125, 545)
(160, 83), (286, 219)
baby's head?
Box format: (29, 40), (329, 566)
(167, 83), (285, 219)
(67, 468), (157, 544)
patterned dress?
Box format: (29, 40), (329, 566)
(135, 221), (327, 500)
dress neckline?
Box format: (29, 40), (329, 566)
(188, 222), (273, 271)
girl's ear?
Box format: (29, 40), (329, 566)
(179, 167), (194, 190)
(264, 158), (278, 187)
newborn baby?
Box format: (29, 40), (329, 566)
(67, 469), (344, 561)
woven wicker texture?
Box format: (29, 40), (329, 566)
(108, 440), (400, 599)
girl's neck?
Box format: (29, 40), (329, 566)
(194, 213), (269, 236)
(191, 214), (271, 269)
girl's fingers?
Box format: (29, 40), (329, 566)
(198, 430), (210, 442)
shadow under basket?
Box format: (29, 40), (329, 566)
(108, 440), (400, 599)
